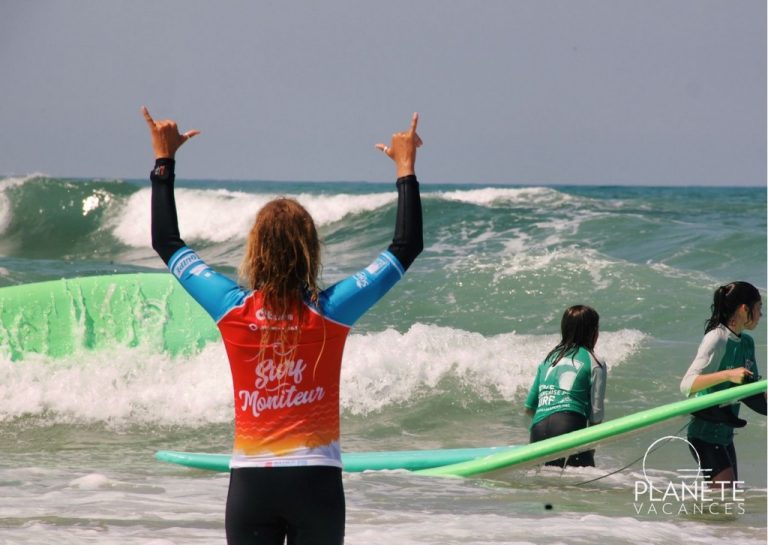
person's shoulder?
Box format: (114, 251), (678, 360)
(533, 358), (550, 375)
(701, 325), (730, 348)
(590, 351), (607, 370)
(572, 346), (597, 366)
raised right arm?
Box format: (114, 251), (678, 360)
(150, 158), (185, 264)
(143, 107), (243, 322)
(143, 105), (199, 264)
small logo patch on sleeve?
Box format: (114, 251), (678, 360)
(171, 251), (203, 278)
(354, 272), (370, 289)
(365, 257), (387, 276)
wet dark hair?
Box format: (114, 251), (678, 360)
(545, 305), (600, 366)
(705, 281), (761, 333)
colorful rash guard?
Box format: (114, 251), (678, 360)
(525, 346), (607, 428)
(681, 324), (759, 445)
(150, 158), (422, 470)
(169, 246), (404, 468)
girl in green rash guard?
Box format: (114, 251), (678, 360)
(681, 281), (765, 487)
(525, 305), (607, 468)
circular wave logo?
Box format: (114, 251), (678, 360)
(632, 435), (744, 517)
(641, 435), (702, 485)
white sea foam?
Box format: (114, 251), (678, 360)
(342, 324), (646, 415)
(81, 188), (114, 216)
(428, 208), (605, 262)
(5, 471), (760, 545)
(345, 510), (763, 545)
(0, 324), (646, 425)
(0, 343), (233, 426)
(445, 245), (623, 294)
(436, 186), (572, 207)
(0, 175), (39, 235)
(68, 473), (112, 490)
(110, 187), (396, 247)
(646, 261), (718, 286)
(67, 473), (166, 494)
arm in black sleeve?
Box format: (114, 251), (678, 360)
(150, 158), (187, 264)
(387, 174), (423, 271)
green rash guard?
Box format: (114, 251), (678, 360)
(525, 346), (607, 429)
(681, 324), (759, 445)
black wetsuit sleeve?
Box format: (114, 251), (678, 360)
(387, 175), (423, 271)
(150, 158), (187, 264)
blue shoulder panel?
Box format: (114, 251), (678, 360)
(168, 247), (247, 322)
(319, 251), (405, 327)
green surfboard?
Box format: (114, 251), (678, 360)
(0, 273), (218, 360)
(155, 446), (520, 473)
(155, 381), (765, 477)
(416, 379), (767, 477)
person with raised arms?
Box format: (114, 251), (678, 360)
(143, 107), (423, 545)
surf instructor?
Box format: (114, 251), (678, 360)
(142, 106), (423, 545)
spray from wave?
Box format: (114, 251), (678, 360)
(110, 187), (397, 246)
(0, 324), (646, 426)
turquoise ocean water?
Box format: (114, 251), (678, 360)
(0, 176), (765, 544)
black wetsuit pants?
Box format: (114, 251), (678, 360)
(687, 437), (738, 481)
(226, 466), (345, 545)
(529, 411), (595, 467)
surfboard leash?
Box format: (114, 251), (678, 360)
(568, 422), (690, 486)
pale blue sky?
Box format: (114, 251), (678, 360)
(0, 1), (765, 185)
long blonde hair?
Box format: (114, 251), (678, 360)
(239, 198), (322, 322)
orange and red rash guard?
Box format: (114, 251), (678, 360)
(168, 247), (406, 469)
